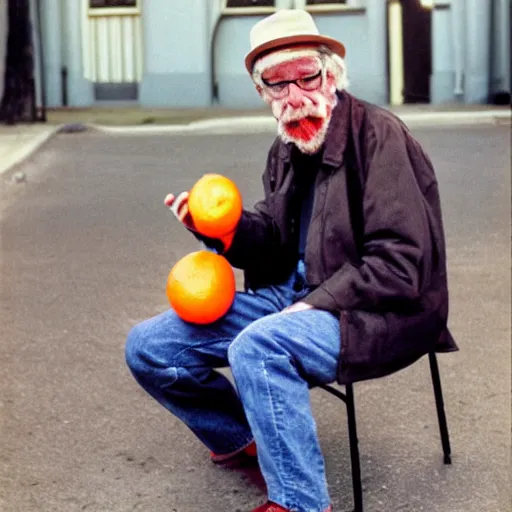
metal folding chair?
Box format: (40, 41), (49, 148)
(320, 352), (452, 512)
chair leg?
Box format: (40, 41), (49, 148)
(428, 352), (452, 464)
(345, 383), (364, 512)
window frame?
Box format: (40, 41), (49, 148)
(302, 0), (365, 14)
(305, 0), (348, 6)
(88, 0), (140, 17)
(221, 0), (277, 16)
(220, 0), (365, 17)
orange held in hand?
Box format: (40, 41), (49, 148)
(188, 174), (243, 239)
(166, 250), (236, 324)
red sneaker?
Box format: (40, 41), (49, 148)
(210, 440), (258, 465)
(251, 502), (332, 512)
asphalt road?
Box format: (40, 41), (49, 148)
(1, 124), (510, 512)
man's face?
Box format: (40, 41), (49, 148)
(257, 51), (338, 154)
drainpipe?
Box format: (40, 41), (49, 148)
(61, 65), (68, 106)
(451, 0), (465, 98)
(489, 0), (497, 101)
(35, 0), (47, 120)
(210, 11), (224, 103)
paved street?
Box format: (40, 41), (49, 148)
(1, 124), (510, 512)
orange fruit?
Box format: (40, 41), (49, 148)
(166, 250), (236, 324)
(188, 174), (242, 238)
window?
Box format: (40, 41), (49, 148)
(303, 0), (365, 10)
(306, 0), (347, 4)
(226, 0), (275, 7)
(89, 0), (137, 8)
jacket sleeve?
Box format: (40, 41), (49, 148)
(222, 142), (285, 269)
(304, 119), (434, 313)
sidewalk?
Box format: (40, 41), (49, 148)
(0, 123), (61, 177)
(42, 102), (511, 127)
(1, 103), (510, 176)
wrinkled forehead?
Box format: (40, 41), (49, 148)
(253, 48), (321, 81)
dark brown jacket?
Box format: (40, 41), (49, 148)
(224, 92), (458, 384)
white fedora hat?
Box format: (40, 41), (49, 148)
(245, 9), (346, 73)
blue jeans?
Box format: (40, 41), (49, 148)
(125, 261), (340, 512)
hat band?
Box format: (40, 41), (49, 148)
(252, 48), (321, 78)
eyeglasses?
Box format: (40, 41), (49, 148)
(261, 70), (323, 99)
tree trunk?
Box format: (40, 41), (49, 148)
(0, 0), (35, 124)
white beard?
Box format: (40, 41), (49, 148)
(277, 112), (331, 154)
(273, 89), (337, 154)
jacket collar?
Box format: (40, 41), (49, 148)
(277, 91), (350, 167)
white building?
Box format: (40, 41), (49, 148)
(20, 0), (512, 108)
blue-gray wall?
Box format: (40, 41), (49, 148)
(431, 4), (457, 104)
(63, 0), (94, 106)
(214, 0), (388, 108)
(139, 0), (211, 107)
(34, 1), (510, 108)
(214, 15), (266, 108)
(465, 0), (491, 103)
(431, 0), (511, 104)
(39, 0), (93, 107)
(40, 0), (62, 107)
(490, 0), (511, 97)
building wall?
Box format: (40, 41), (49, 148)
(431, 0), (511, 104)
(39, 0), (93, 107)
(431, 3), (457, 103)
(490, 0), (511, 99)
(214, 8), (388, 108)
(213, 0), (389, 108)
(139, 0), (211, 107)
(39, 0), (62, 107)
(33, 0), (510, 108)
(214, 14), (267, 109)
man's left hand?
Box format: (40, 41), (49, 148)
(281, 301), (314, 314)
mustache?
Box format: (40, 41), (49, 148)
(274, 92), (329, 124)
(274, 91), (338, 155)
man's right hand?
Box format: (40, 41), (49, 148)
(165, 191), (237, 252)
(165, 192), (196, 232)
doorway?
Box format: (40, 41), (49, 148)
(388, 0), (432, 105)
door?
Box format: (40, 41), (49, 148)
(388, 0), (432, 104)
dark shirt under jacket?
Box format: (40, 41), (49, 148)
(291, 147), (322, 260)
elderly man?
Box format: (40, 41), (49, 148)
(125, 9), (457, 512)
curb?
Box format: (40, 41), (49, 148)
(0, 124), (63, 176)
(91, 116), (277, 135)
(397, 109), (511, 126)
(92, 109), (511, 135)
(1, 109), (509, 177)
